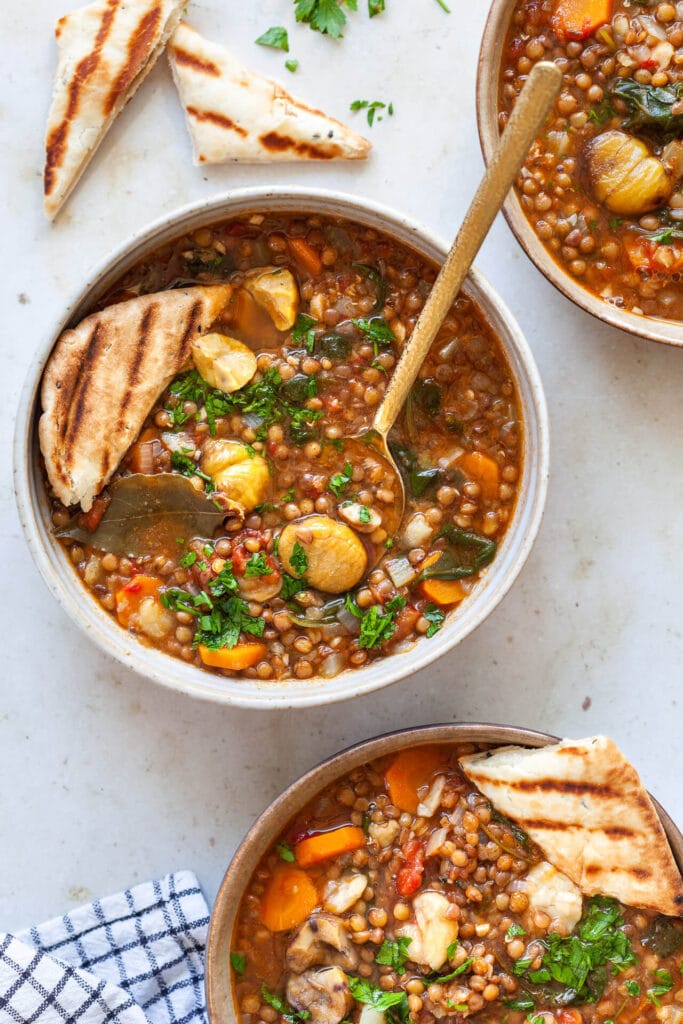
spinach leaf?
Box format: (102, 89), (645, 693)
(352, 262), (387, 314)
(418, 526), (497, 582)
(611, 78), (683, 133)
(643, 916), (683, 958)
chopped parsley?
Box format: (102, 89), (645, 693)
(504, 996), (535, 1012)
(357, 604), (398, 649)
(244, 552), (273, 577)
(292, 312), (318, 352)
(285, 59), (299, 72)
(281, 574), (307, 600)
(385, 594), (406, 613)
(329, 462), (353, 497)
(521, 897), (638, 1005)
(277, 842), (295, 862)
(170, 449), (215, 493)
(255, 26), (289, 50)
(368, 0), (385, 14)
(347, 978), (409, 1023)
(429, 958), (474, 984)
(446, 940), (459, 959)
(261, 984), (310, 1024)
(651, 228), (675, 244)
(625, 981), (641, 997)
(507, 923), (527, 939)
(423, 603), (444, 638)
(160, 568), (265, 651)
(179, 551), (197, 568)
(434, 0), (450, 9)
(375, 937), (412, 972)
(289, 541), (309, 577)
(358, 504), (371, 524)
(166, 367), (322, 447)
(293, 0), (356, 38)
(647, 969), (673, 1006)
(230, 952), (246, 976)
(350, 99), (394, 126)
(352, 316), (396, 354)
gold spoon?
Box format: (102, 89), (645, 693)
(338, 61), (562, 560)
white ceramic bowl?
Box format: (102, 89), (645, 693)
(204, 722), (683, 1023)
(14, 187), (549, 709)
(477, 0), (683, 347)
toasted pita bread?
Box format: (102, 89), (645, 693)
(44, 0), (184, 220)
(459, 736), (683, 917)
(168, 22), (371, 164)
(39, 285), (232, 512)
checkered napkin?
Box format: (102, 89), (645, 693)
(0, 871), (210, 1024)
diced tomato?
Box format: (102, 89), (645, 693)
(640, 59), (657, 69)
(396, 839), (426, 896)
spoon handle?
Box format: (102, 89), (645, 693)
(372, 60), (562, 438)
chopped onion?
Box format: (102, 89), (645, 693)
(417, 775), (446, 818)
(425, 826), (449, 858)
(319, 652), (346, 677)
(385, 556), (417, 588)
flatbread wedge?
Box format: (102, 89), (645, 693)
(167, 21), (371, 164)
(459, 736), (683, 917)
(40, 285), (232, 512)
(44, 0), (184, 220)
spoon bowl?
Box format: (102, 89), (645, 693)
(329, 61), (562, 571)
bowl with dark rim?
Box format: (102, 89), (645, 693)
(204, 721), (683, 1023)
(477, 0), (683, 348)
(14, 187), (549, 709)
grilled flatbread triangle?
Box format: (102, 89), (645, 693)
(459, 736), (683, 917)
(40, 285), (232, 512)
(44, 0), (184, 220)
(168, 22), (371, 164)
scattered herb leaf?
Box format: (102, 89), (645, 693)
(255, 26), (289, 50)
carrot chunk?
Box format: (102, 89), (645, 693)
(115, 575), (161, 628)
(294, 826), (366, 867)
(197, 643), (267, 671)
(259, 866), (318, 932)
(419, 577), (468, 606)
(288, 237), (323, 276)
(385, 746), (449, 814)
(457, 451), (500, 501)
(552, 0), (613, 41)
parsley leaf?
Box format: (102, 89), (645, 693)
(358, 505), (371, 524)
(352, 316), (396, 354)
(358, 605), (397, 649)
(350, 99), (394, 126)
(625, 981), (641, 997)
(434, 0), (450, 9)
(385, 594), (406, 613)
(285, 59), (299, 72)
(180, 551), (197, 568)
(256, 26), (289, 50)
(289, 541), (308, 578)
(507, 923), (527, 939)
(244, 552), (273, 578)
(368, 0), (385, 13)
(429, 959), (474, 984)
(170, 449), (215, 493)
(281, 574), (307, 600)
(376, 937), (412, 972)
(277, 842), (295, 862)
(329, 462), (353, 497)
(261, 985), (310, 1024)
(423, 603), (445, 638)
(294, 0), (353, 38)
(347, 978), (409, 1023)
(648, 969), (673, 1006)
(230, 952), (246, 975)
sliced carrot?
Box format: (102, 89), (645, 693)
(197, 643), (267, 671)
(288, 237), (323, 277)
(552, 0), (612, 41)
(115, 575), (161, 628)
(385, 746), (449, 814)
(259, 865), (318, 932)
(457, 451), (500, 501)
(294, 826), (366, 868)
(419, 576), (468, 606)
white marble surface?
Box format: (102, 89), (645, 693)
(2, 0), (682, 932)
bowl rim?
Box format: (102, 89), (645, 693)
(14, 185), (549, 709)
(204, 721), (683, 1024)
(476, 0), (683, 349)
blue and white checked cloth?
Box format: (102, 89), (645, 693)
(0, 871), (210, 1024)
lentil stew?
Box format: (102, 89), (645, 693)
(42, 212), (522, 682)
(499, 0), (683, 321)
(231, 742), (683, 1024)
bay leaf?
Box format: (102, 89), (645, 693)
(56, 473), (227, 557)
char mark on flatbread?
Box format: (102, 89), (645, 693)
(39, 285), (231, 512)
(459, 736), (683, 917)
